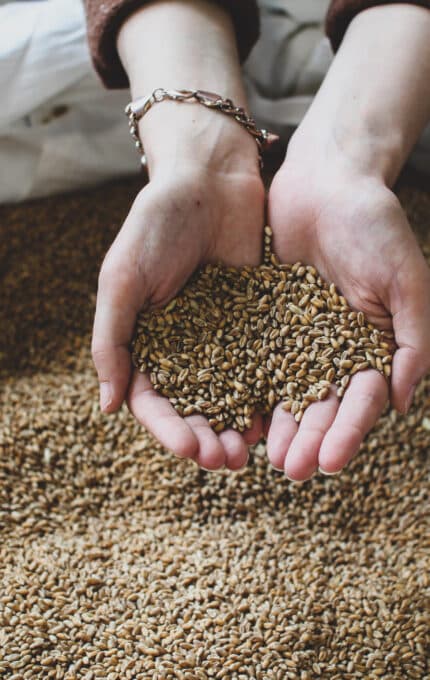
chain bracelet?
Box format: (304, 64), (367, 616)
(124, 88), (277, 170)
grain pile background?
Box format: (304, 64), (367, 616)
(0, 177), (429, 679)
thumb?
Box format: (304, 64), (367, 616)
(92, 257), (144, 414)
(92, 186), (157, 414)
(390, 258), (430, 414)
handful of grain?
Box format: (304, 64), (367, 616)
(131, 227), (394, 432)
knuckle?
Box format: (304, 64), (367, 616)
(306, 425), (327, 440)
(345, 421), (364, 441)
(358, 390), (382, 410)
(91, 341), (109, 364)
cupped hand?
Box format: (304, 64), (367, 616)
(92, 164), (265, 471)
(266, 157), (430, 480)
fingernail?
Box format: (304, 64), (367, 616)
(100, 382), (112, 412)
(318, 466), (340, 476)
(231, 458), (249, 473)
(284, 474), (297, 482)
(284, 473), (308, 483)
(240, 453), (250, 469)
(404, 384), (417, 414)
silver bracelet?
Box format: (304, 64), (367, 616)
(124, 88), (278, 170)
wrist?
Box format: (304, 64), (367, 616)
(289, 4), (430, 189)
(117, 0), (258, 176)
(287, 117), (405, 189)
(138, 99), (261, 178)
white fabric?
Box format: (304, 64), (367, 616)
(0, 0), (429, 204)
(243, 0), (333, 136)
(0, 0), (135, 203)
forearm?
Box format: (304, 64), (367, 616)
(290, 4), (430, 186)
(117, 0), (258, 176)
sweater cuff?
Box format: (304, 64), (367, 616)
(84, 0), (260, 89)
(326, 0), (430, 52)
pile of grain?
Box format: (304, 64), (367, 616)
(132, 227), (393, 431)
(0, 178), (429, 679)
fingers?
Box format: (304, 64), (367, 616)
(389, 254), (430, 413)
(391, 344), (430, 414)
(219, 429), (249, 470)
(127, 370), (199, 459)
(262, 415), (272, 440)
(128, 371), (251, 471)
(242, 412), (263, 446)
(92, 258), (142, 413)
(184, 415), (226, 470)
(319, 370), (388, 474)
(91, 341), (132, 413)
(266, 371), (387, 480)
(391, 348), (416, 414)
(91, 186), (160, 415)
(129, 368), (386, 477)
(283, 390), (338, 481)
(266, 403), (298, 471)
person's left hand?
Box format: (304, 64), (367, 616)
(265, 150), (430, 481)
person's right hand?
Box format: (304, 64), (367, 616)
(91, 127), (265, 471)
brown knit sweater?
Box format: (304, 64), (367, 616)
(84, 0), (430, 88)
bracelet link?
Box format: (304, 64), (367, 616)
(194, 90), (223, 106)
(125, 88), (278, 171)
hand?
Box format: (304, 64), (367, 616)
(92, 0), (267, 470)
(264, 2), (430, 481)
(265, 156), (430, 480)
(92, 157), (265, 471)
